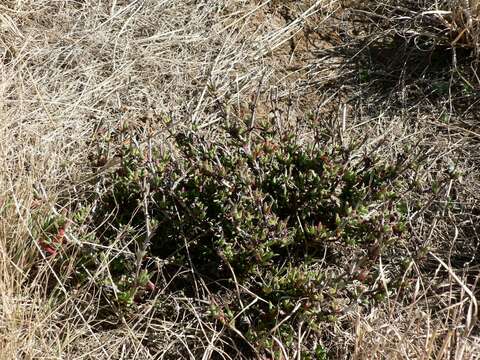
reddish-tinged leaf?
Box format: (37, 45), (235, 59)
(145, 281), (156, 291)
(38, 227), (66, 257)
(44, 245), (57, 256)
(53, 227), (65, 244)
(356, 269), (369, 282)
(39, 240), (57, 256)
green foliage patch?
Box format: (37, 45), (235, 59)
(78, 118), (413, 356)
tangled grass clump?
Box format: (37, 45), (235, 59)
(351, 0), (480, 56)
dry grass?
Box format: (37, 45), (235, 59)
(1, 0), (479, 359)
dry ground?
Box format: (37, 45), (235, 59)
(1, 0), (480, 359)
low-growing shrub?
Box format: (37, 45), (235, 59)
(74, 118), (415, 356)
